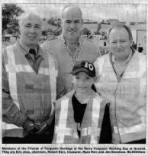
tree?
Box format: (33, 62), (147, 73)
(47, 17), (61, 27)
(2, 4), (24, 35)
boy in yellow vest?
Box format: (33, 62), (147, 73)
(53, 60), (107, 144)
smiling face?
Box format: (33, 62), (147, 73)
(62, 6), (83, 42)
(73, 72), (95, 91)
(108, 27), (133, 61)
(19, 13), (42, 48)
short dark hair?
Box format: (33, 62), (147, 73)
(61, 5), (82, 19)
(108, 23), (133, 41)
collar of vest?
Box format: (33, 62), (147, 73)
(58, 35), (84, 47)
(17, 40), (42, 57)
(63, 89), (98, 101)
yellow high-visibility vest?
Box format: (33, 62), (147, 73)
(94, 52), (146, 143)
(53, 91), (106, 144)
(3, 43), (58, 137)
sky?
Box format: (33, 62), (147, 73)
(2, 0), (147, 22)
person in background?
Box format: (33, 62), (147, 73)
(94, 23), (146, 144)
(2, 12), (58, 143)
(138, 43), (144, 53)
(42, 5), (98, 98)
(53, 61), (107, 144)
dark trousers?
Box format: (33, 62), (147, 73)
(99, 104), (112, 143)
(3, 137), (23, 144)
(99, 104), (146, 144)
(3, 118), (55, 144)
(126, 139), (146, 144)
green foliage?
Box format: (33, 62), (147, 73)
(45, 17), (62, 36)
(2, 3), (24, 35)
(47, 17), (61, 27)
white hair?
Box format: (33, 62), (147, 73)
(18, 11), (42, 27)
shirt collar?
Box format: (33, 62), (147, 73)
(111, 49), (133, 65)
(18, 39), (40, 56)
(59, 34), (84, 48)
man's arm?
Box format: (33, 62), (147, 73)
(2, 50), (33, 129)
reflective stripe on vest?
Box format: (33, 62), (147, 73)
(6, 46), (20, 109)
(55, 127), (78, 143)
(55, 96), (102, 144)
(2, 121), (23, 137)
(112, 54), (146, 137)
(95, 53), (146, 142)
(81, 127), (100, 144)
(4, 45), (57, 135)
(81, 97), (101, 144)
(114, 123), (145, 135)
(2, 121), (22, 130)
(2, 46), (23, 137)
(55, 98), (78, 143)
(48, 56), (58, 116)
(5, 45), (57, 107)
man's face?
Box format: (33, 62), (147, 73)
(20, 14), (42, 47)
(108, 27), (132, 60)
(62, 7), (83, 41)
(73, 72), (94, 91)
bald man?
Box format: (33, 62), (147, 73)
(42, 5), (98, 98)
(2, 12), (58, 143)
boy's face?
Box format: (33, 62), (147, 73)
(73, 72), (95, 91)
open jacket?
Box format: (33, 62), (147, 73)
(53, 90), (106, 144)
(94, 52), (146, 143)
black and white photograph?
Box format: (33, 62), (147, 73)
(1, 0), (147, 154)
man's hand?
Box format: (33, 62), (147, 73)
(23, 118), (38, 134)
(35, 112), (55, 135)
(34, 122), (48, 135)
